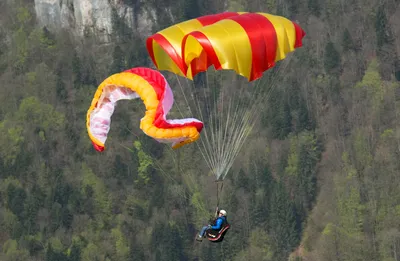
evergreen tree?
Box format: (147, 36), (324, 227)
(375, 5), (393, 49)
(342, 28), (355, 52)
(324, 41), (341, 74)
(268, 182), (300, 260)
(110, 45), (125, 74)
(308, 0), (321, 17)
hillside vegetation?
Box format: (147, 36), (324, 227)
(0, 0), (399, 260)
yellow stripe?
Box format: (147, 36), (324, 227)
(258, 13), (296, 61)
(182, 34), (204, 80)
(159, 19), (203, 57)
(185, 19), (252, 79)
(152, 41), (185, 76)
(152, 19), (203, 76)
(87, 72), (200, 149)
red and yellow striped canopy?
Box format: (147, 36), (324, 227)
(146, 12), (306, 81)
(86, 67), (203, 151)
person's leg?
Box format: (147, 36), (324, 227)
(199, 226), (209, 237)
(196, 225), (209, 241)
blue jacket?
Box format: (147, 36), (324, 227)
(211, 216), (226, 230)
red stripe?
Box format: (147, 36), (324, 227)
(155, 119), (203, 132)
(125, 68), (203, 132)
(182, 31), (222, 78)
(92, 142), (104, 152)
(228, 13), (277, 81)
(196, 12), (239, 26)
(146, 37), (157, 68)
(126, 68), (166, 129)
(125, 67), (165, 100)
(292, 22), (306, 48)
(146, 34), (186, 74)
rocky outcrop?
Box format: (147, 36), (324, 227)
(34, 0), (154, 43)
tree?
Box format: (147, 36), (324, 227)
(45, 243), (69, 261)
(262, 87), (292, 139)
(1, 239), (30, 261)
(71, 50), (82, 87)
(308, 0), (321, 17)
(23, 184), (45, 234)
(7, 184), (26, 220)
(68, 243), (82, 261)
(268, 182), (299, 260)
(133, 140), (154, 186)
(183, 0), (201, 20)
(324, 41), (341, 74)
(342, 28), (355, 52)
(375, 5), (393, 49)
(110, 45), (126, 74)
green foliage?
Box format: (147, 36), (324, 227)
(250, 164), (274, 226)
(24, 63), (59, 103)
(355, 59), (381, 89)
(71, 50), (82, 87)
(152, 222), (185, 261)
(0, 1), (399, 260)
(323, 151), (375, 260)
(110, 45), (126, 74)
(125, 192), (149, 220)
(308, 0), (321, 17)
(2, 239), (30, 261)
(342, 28), (355, 51)
(7, 183), (26, 220)
(81, 163), (112, 225)
(67, 243), (81, 261)
(262, 79), (314, 140)
(233, 229), (274, 261)
(268, 182), (300, 259)
(285, 137), (299, 177)
(287, 0), (299, 16)
(183, 0), (201, 19)
(395, 59), (400, 81)
(45, 243), (69, 261)
(111, 227), (130, 260)
(0, 96), (66, 167)
(0, 123), (24, 166)
(81, 243), (102, 261)
(226, 0), (246, 11)
(16, 96), (65, 133)
(355, 58), (386, 112)
(22, 184), (45, 234)
(324, 41), (341, 74)
(11, 27), (29, 73)
(375, 6), (393, 49)
(263, 88), (292, 139)
(1, 209), (19, 237)
(284, 132), (320, 224)
(190, 191), (209, 225)
(133, 140), (154, 185)
(352, 129), (372, 171)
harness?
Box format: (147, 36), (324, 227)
(206, 217), (230, 242)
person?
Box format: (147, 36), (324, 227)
(196, 209), (227, 241)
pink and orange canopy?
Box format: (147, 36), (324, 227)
(86, 67), (203, 151)
(147, 12), (306, 81)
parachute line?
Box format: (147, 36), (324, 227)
(172, 54), (293, 180)
(146, 12), (305, 181)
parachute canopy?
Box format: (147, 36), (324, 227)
(86, 67), (203, 151)
(146, 12), (306, 81)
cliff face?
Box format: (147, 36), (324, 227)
(33, 0), (154, 42)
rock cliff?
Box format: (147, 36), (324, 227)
(34, 0), (154, 42)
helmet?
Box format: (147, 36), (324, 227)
(219, 209), (227, 216)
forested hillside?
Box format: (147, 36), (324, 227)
(0, 0), (399, 261)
